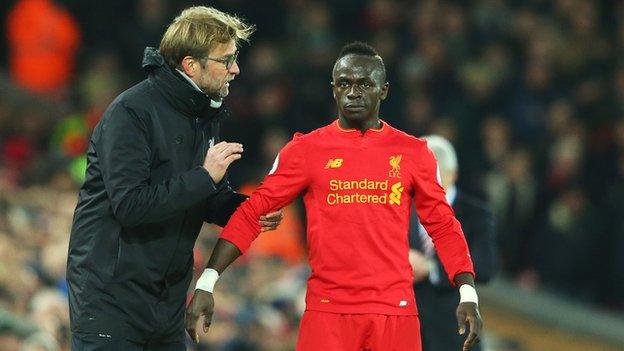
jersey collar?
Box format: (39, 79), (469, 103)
(333, 119), (387, 137)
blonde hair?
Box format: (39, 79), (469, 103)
(159, 6), (255, 68)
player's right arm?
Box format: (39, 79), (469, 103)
(411, 141), (482, 350)
(185, 135), (309, 343)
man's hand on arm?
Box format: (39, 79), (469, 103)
(259, 210), (283, 232)
(454, 272), (483, 351)
(185, 239), (242, 343)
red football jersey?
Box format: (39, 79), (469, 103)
(220, 120), (474, 315)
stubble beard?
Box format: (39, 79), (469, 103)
(200, 80), (228, 100)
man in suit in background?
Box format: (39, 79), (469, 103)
(409, 135), (498, 351)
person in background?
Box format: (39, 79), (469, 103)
(409, 134), (497, 351)
(6, 0), (80, 97)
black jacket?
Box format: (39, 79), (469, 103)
(66, 47), (246, 342)
(410, 191), (497, 351)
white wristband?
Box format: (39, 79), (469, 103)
(195, 268), (219, 293)
(459, 284), (479, 305)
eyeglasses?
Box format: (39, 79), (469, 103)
(202, 50), (239, 70)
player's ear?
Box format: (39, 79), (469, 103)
(380, 82), (389, 100)
(330, 81), (337, 99)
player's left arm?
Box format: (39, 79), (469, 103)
(411, 142), (482, 350)
(454, 272), (482, 351)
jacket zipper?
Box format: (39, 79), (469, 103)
(160, 117), (202, 298)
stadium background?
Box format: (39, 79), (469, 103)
(1, 0), (624, 350)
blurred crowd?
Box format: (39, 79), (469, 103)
(1, 0), (624, 350)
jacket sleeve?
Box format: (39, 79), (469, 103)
(431, 199), (498, 291)
(465, 204), (497, 283)
(95, 103), (220, 227)
(412, 142), (475, 286)
(219, 136), (308, 253)
(203, 182), (249, 226)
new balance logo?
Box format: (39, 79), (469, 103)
(325, 158), (343, 169)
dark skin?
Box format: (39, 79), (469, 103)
(185, 54), (483, 350)
(331, 54), (388, 132)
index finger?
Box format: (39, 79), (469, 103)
(210, 141), (228, 149)
(184, 311), (200, 343)
(216, 143), (244, 158)
(463, 316), (481, 350)
(260, 210), (283, 220)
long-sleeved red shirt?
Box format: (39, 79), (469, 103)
(221, 120), (474, 315)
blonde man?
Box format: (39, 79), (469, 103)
(67, 7), (282, 350)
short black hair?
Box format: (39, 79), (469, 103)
(335, 41), (386, 83)
(337, 41), (380, 59)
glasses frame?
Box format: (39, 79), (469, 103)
(202, 50), (239, 70)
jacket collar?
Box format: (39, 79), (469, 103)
(329, 119), (388, 139)
(142, 47), (225, 120)
(175, 68), (223, 108)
